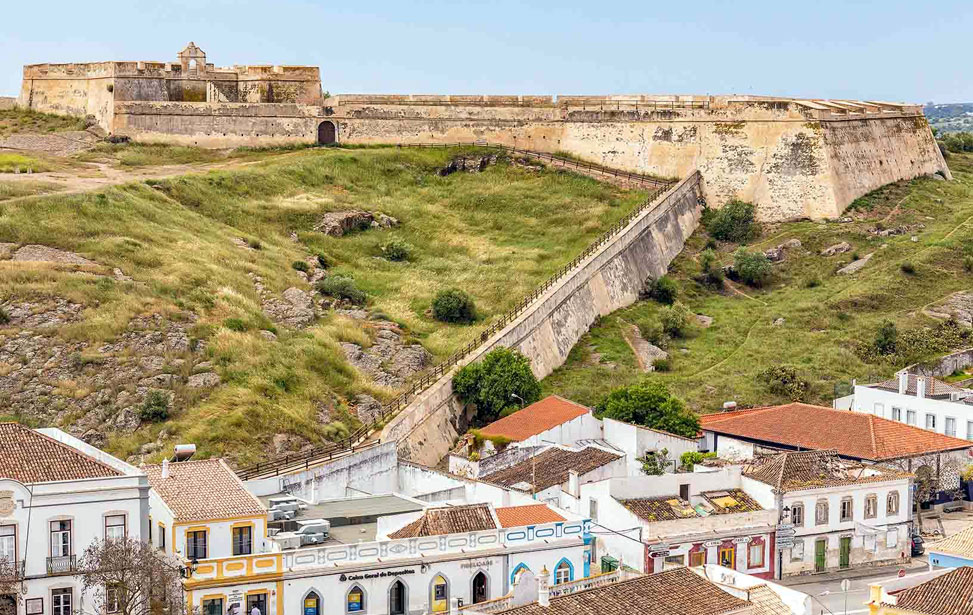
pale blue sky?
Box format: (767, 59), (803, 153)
(3, 0), (971, 102)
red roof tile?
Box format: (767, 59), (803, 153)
(889, 566), (973, 615)
(145, 459), (266, 522)
(0, 422), (122, 484)
(479, 396), (590, 442)
(495, 504), (565, 528)
(700, 403), (972, 461)
(388, 503), (498, 538)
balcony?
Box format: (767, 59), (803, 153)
(46, 555), (77, 575)
(0, 560), (25, 580)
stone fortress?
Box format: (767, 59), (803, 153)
(18, 43), (950, 221)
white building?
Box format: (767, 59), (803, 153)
(0, 423), (150, 615)
(847, 372), (973, 442)
(742, 449), (913, 577)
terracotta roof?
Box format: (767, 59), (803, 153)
(478, 396), (590, 442)
(745, 585), (790, 615)
(928, 528), (973, 559)
(499, 567), (751, 615)
(388, 503), (498, 538)
(144, 459), (266, 522)
(888, 566), (973, 615)
(700, 403), (972, 461)
(482, 446), (623, 492)
(0, 422), (122, 484)
(701, 489), (764, 514)
(872, 374), (967, 399)
(495, 504), (565, 528)
(622, 497), (700, 522)
(744, 449), (907, 492)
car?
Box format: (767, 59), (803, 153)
(911, 534), (925, 557)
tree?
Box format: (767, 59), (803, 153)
(0, 557), (21, 615)
(432, 289), (477, 324)
(452, 347), (541, 423)
(703, 200), (760, 243)
(758, 365), (810, 401)
(875, 320), (898, 355)
(77, 537), (186, 615)
(638, 449), (671, 475)
(733, 248), (772, 287)
(644, 276), (678, 305)
(697, 249), (724, 287)
(594, 381), (699, 438)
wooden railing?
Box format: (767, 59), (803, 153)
(235, 145), (677, 481)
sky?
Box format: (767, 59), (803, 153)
(2, 0), (971, 103)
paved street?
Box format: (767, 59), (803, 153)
(782, 564), (929, 615)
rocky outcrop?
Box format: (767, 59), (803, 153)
(622, 324), (668, 372)
(764, 238), (802, 262)
(341, 328), (431, 388)
(439, 154), (499, 176)
(249, 273), (316, 328)
(925, 292), (973, 327)
(314, 211), (399, 237)
(837, 253), (873, 275)
(821, 241), (852, 256)
(10, 245), (96, 266)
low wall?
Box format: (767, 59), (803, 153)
(383, 173), (703, 465)
(0, 97), (16, 110)
(908, 347), (973, 378)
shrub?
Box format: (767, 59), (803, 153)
(733, 248), (773, 287)
(875, 320), (898, 355)
(317, 275), (367, 305)
(139, 390), (170, 422)
(652, 358), (671, 372)
(638, 320), (667, 348)
(292, 260), (310, 272)
(0, 307), (9, 325)
(804, 276), (821, 288)
(703, 200), (760, 243)
(964, 256), (973, 273)
(452, 347), (541, 423)
(247, 238), (262, 250)
(223, 318), (247, 332)
(758, 365), (810, 401)
(432, 289), (476, 323)
(900, 262), (916, 275)
(594, 381), (698, 438)
(680, 451), (717, 471)
(316, 253), (333, 269)
(698, 249), (724, 286)
(638, 449), (671, 476)
(380, 238), (413, 262)
(659, 303), (691, 338)
(645, 275), (678, 305)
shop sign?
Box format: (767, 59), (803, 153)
(703, 540), (721, 548)
(340, 568), (416, 582)
(732, 537), (753, 545)
(460, 560), (494, 569)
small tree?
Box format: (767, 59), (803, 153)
(659, 303), (691, 338)
(704, 200), (760, 243)
(432, 289), (477, 324)
(639, 448), (671, 476)
(875, 320), (898, 355)
(758, 365), (810, 401)
(733, 248), (772, 287)
(698, 249), (724, 286)
(595, 381), (699, 438)
(645, 276), (678, 305)
(77, 537), (186, 615)
(452, 347), (541, 423)
(139, 390), (170, 422)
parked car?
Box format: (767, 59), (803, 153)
(911, 534), (925, 557)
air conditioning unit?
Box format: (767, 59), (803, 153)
(269, 509), (294, 521)
(273, 532), (301, 550)
(295, 519), (331, 537)
(300, 532), (327, 546)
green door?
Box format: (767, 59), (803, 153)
(839, 536), (851, 569)
(815, 539), (827, 572)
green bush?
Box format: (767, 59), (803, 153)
(703, 200), (760, 243)
(594, 381), (698, 438)
(292, 260), (310, 272)
(637, 320), (668, 349)
(380, 238), (413, 262)
(804, 276), (821, 289)
(733, 248), (772, 287)
(0, 307), (9, 325)
(223, 318), (248, 332)
(316, 253), (333, 269)
(698, 249), (724, 286)
(139, 390), (170, 422)
(432, 289), (476, 323)
(680, 450), (717, 471)
(651, 358), (671, 372)
(452, 347), (541, 423)
(247, 238), (262, 250)
(875, 320), (898, 355)
(900, 262), (916, 275)
(659, 303), (691, 338)
(645, 275), (678, 305)
(317, 275), (367, 305)
(758, 365), (810, 401)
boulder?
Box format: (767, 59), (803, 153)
(11, 245), (96, 265)
(353, 394), (384, 425)
(259, 330), (278, 342)
(764, 247), (785, 262)
(780, 238), (802, 250)
(773, 317), (785, 327)
(821, 241), (852, 256)
(314, 211), (374, 236)
(837, 253), (873, 275)
(696, 314), (714, 328)
(187, 372), (221, 388)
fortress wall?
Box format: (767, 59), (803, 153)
(382, 173), (703, 464)
(18, 63), (117, 129)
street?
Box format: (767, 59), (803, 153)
(782, 564), (929, 615)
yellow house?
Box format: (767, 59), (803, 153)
(145, 459), (282, 615)
(867, 567), (973, 615)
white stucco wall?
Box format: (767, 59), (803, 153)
(602, 418), (699, 474)
(851, 385), (973, 441)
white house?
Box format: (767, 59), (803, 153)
(742, 449), (913, 577)
(0, 423), (150, 615)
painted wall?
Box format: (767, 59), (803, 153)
(602, 418), (698, 475)
(851, 384), (973, 441)
(928, 551), (973, 569)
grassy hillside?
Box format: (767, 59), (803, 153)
(543, 154), (973, 413)
(0, 145), (644, 464)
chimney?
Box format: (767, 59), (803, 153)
(538, 566), (550, 607)
(161, 458), (170, 479)
(723, 401), (737, 411)
(917, 376), (926, 399)
(450, 598), (460, 615)
(568, 470), (580, 498)
(898, 372), (909, 395)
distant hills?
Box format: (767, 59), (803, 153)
(924, 102), (973, 133)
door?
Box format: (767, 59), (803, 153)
(0, 595), (16, 615)
(472, 572), (488, 604)
(246, 593), (267, 615)
(317, 121), (337, 145)
(815, 539), (827, 573)
(389, 581), (406, 615)
(839, 536), (851, 569)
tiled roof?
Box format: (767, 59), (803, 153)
(0, 422), (122, 484)
(872, 374), (967, 399)
(700, 403), (972, 461)
(701, 489), (764, 514)
(499, 567), (751, 615)
(745, 585), (790, 615)
(622, 496), (700, 522)
(482, 446), (622, 492)
(144, 459), (266, 522)
(495, 504), (565, 528)
(889, 566), (973, 615)
(478, 396), (590, 442)
(388, 503), (498, 538)
(927, 528), (973, 559)
(743, 450), (907, 493)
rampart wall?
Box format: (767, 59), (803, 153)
(380, 172), (704, 465)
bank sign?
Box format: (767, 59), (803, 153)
(340, 569), (416, 582)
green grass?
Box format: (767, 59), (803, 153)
(0, 180), (63, 201)
(543, 153), (973, 415)
(75, 141), (318, 168)
(0, 153), (52, 173)
(0, 107), (88, 137)
(0, 146), (644, 464)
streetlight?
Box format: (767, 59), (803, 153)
(510, 393), (525, 408)
(813, 591), (835, 615)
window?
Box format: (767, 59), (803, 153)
(689, 550), (706, 567)
(106, 584), (122, 614)
(186, 530), (207, 560)
(202, 599), (224, 615)
(158, 525), (166, 551)
(431, 575), (448, 613)
(719, 547), (735, 567)
(105, 515), (126, 540)
(50, 520), (72, 557)
(945, 417), (957, 437)
(588, 499), (598, 523)
(892, 407), (902, 421)
(791, 539), (805, 561)
(887, 492), (900, 516)
(815, 500), (829, 525)
(907, 410), (917, 425)
(926, 414), (937, 430)
(554, 560), (573, 584)
(389, 580), (406, 615)
(840, 497), (853, 522)
(246, 593), (267, 615)
(346, 587), (364, 613)
(303, 592), (320, 615)
(664, 554), (685, 568)
(748, 542), (764, 568)
(791, 504), (804, 527)
(232, 526), (253, 556)
(864, 495), (878, 519)
(968, 420), (973, 441)
(0, 525), (15, 563)
(873, 403), (884, 417)
(52, 589), (72, 615)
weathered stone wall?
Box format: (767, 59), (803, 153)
(18, 62), (117, 129)
(0, 97), (16, 111)
(382, 173), (704, 465)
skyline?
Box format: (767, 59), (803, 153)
(3, 0), (972, 104)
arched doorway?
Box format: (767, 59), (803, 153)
(388, 580), (406, 615)
(317, 121), (337, 145)
(472, 572), (488, 604)
(302, 592), (320, 615)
